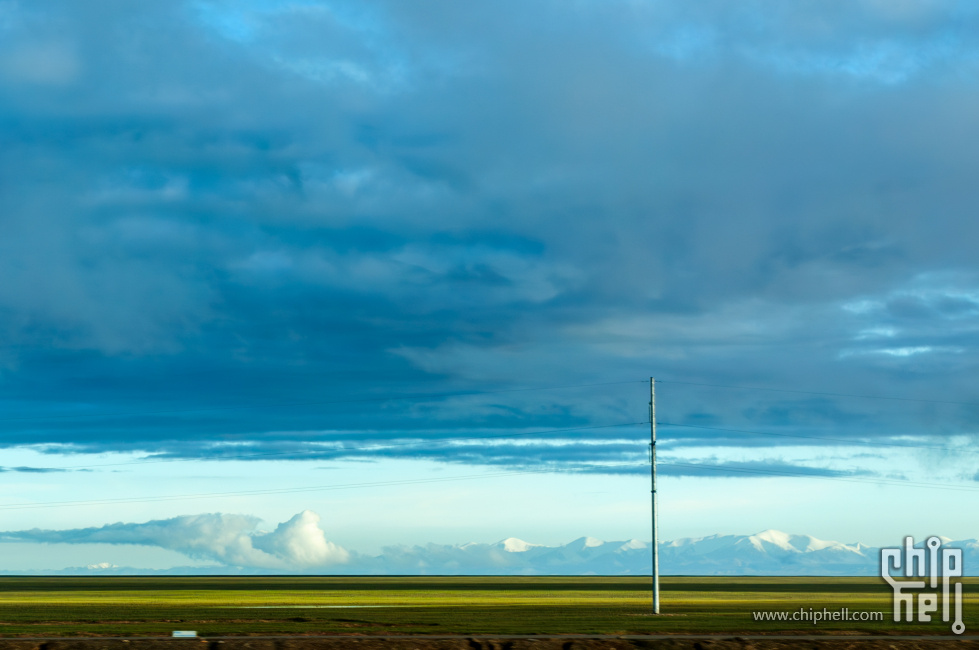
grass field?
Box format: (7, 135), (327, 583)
(0, 576), (975, 637)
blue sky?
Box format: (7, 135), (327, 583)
(2, 0), (979, 572)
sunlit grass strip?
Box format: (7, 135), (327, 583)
(0, 576), (975, 636)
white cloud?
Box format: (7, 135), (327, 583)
(251, 510), (349, 567)
(0, 510), (349, 570)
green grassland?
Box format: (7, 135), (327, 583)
(0, 576), (975, 637)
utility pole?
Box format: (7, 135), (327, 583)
(649, 377), (660, 614)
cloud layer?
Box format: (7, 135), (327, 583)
(1, 1), (978, 480)
(1, 510), (349, 569)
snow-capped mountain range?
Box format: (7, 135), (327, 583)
(349, 529), (979, 577)
(47, 529), (979, 576)
(659, 529), (879, 576)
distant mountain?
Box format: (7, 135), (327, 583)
(10, 530), (979, 576)
(338, 530), (979, 576)
(659, 529), (876, 575)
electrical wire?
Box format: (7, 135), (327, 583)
(657, 379), (979, 408)
(660, 461), (979, 493)
(0, 464), (646, 511)
(2, 376), (974, 428)
(9, 455), (979, 511)
(0, 380), (643, 424)
(657, 421), (977, 454)
(3, 375), (977, 513)
(18, 417), (976, 475)
(48, 421), (648, 470)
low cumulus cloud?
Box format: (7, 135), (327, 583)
(0, 510), (349, 570)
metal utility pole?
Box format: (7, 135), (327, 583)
(649, 377), (660, 614)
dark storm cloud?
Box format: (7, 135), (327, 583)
(2, 0), (979, 472)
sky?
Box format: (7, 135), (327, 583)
(2, 0), (979, 573)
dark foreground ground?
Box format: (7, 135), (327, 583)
(0, 636), (978, 650)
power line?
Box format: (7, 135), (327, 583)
(17, 414), (978, 485)
(50, 421), (647, 470)
(3, 376), (975, 431)
(6, 375), (979, 551)
(0, 464), (645, 511)
(0, 380), (643, 425)
(660, 461), (979, 494)
(10, 455), (979, 511)
(657, 379), (979, 408)
(3, 377), (976, 429)
(23, 416), (975, 474)
(657, 422), (977, 455)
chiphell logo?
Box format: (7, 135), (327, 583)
(881, 536), (964, 635)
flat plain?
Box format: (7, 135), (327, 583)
(0, 576), (976, 638)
